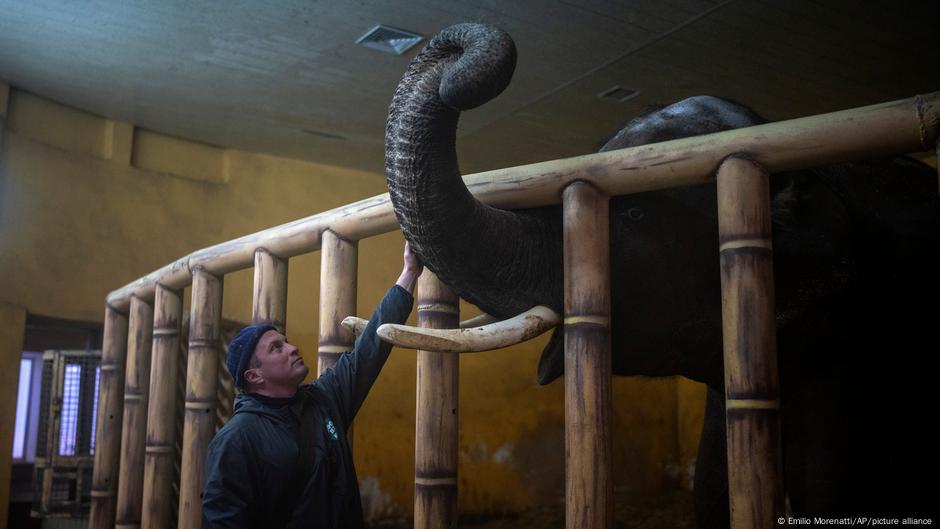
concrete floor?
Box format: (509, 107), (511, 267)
(370, 489), (696, 529)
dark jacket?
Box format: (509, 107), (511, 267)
(202, 285), (414, 529)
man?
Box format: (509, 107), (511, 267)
(202, 243), (422, 529)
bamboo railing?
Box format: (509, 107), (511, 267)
(716, 157), (784, 527)
(413, 271), (460, 528)
(318, 230), (357, 377)
(140, 285), (182, 529)
(562, 182), (613, 529)
(176, 270), (223, 529)
(90, 92), (939, 529)
(252, 249), (288, 332)
(89, 307), (127, 529)
(115, 297), (153, 529)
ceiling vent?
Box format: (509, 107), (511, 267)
(598, 86), (640, 103)
(356, 25), (423, 55)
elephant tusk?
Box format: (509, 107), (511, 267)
(457, 312), (499, 328)
(341, 316), (368, 336)
(341, 311), (500, 336)
(375, 305), (560, 353)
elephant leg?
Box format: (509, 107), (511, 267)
(693, 386), (730, 529)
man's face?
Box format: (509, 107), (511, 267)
(246, 330), (308, 390)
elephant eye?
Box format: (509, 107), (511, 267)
(627, 208), (645, 221)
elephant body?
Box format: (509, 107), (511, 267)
(385, 24), (938, 525)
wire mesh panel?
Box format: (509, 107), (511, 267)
(35, 357), (54, 460)
(58, 364), (80, 456)
(32, 350), (101, 519)
(90, 366), (100, 455)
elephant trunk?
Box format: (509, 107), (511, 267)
(385, 23), (562, 318)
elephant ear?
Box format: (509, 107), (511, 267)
(537, 326), (565, 385)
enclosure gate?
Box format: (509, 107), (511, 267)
(88, 93), (939, 529)
(33, 349), (101, 520)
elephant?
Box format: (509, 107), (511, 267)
(385, 23), (938, 526)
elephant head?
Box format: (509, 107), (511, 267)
(385, 23), (747, 387)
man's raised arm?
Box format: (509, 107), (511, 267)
(315, 242), (422, 424)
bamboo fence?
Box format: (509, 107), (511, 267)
(413, 271), (460, 529)
(562, 182), (613, 529)
(716, 156), (785, 528)
(115, 297), (154, 529)
(140, 285), (182, 529)
(89, 92), (939, 529)
(318, 230), (357, 376)
(176, 270), (222, 529)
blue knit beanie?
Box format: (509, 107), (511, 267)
(226, 324), (276, 389)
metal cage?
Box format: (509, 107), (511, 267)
(32, 349), (101, 519)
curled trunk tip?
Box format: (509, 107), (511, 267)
(435, 23), (517, 110)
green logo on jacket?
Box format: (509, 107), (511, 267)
(325, 418), (339, 441)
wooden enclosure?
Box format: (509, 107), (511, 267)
(115, 297), (153, 529)
(176, 269), (223, 529)
(140, 285), (182, 529)
(562, 182), (612, 529)
(413, 271), (460, 529)
(716, 157), (784, 527)
(89, 92), (939, 529)
(318, 230), (357, 376)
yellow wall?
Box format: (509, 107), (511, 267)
(0, 86), (706, 521)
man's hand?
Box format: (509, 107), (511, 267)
(395, 241), (423, 293)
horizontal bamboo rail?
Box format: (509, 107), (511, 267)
(105, 92), (940, 310)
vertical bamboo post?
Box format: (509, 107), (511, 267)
(38, 350), (65, 514)
(318, 230), (358, 376)
(716, 156), (784, 529)
(562, 181), (612, 529)
(90, 305), (129, 529)
(177, 269), (223, 529)
(141, 284), (183, 529)
(414, 269), (459, 529)
(253, 249), (288, 330)
(115, 296), (155, 529)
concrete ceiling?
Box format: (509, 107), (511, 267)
(1, 0), (938, 176)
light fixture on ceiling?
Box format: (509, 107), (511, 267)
(598, 86), (640, 103)
(356, 25), (423, 55)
